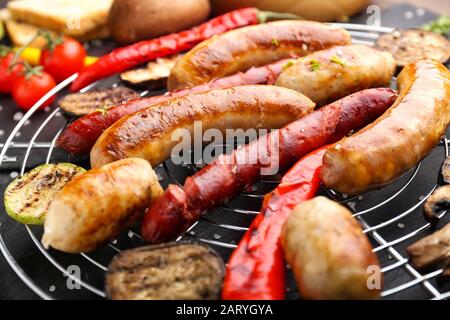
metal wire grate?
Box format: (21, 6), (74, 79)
(0, 23), (449, 300)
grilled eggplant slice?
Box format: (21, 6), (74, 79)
(58, 86), (140, 117)
(4, 163), (85, 225)
(106, 242), (225, 300)
(120, 56), (178, 90)
(375, 29), (450, 67)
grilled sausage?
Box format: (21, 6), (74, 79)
(321, 59), (450, 194)
(275, 45), (396, 106)
(57, 59), (291, 155)
(142, 88), (398, 243)
(167, 20), (351, 90)
(42, 158), (163, 253)
(90, 85), (316, 168)
(281, 196), (381, 300)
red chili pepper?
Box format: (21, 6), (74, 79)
(222, 146), (329, 300)
(70, 8), (299, 92)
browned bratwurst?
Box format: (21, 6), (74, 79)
(281, 197), (381, 300)
(167, 20), (351, 90)
(90, 85), (315, 168)
(321, 59), (450, 194)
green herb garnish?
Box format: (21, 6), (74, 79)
(282, 60), (295, 70)
(271, 38), (280, 46)
(330, 55), (346, 67)
(309, 59), (321, 72)
(421, 15), (450, 36)
(96, 106), (109, 117)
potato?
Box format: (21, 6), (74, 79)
(210, 0), (368, 22)
(108, 0), (210, 44)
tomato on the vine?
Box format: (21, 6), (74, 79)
(12, 66), (56, 111)
(0, 51), (24, 94)
(40, 36), (86, 83)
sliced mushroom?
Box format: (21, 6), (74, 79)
(423, 185), (450, 222)
(120, 56), (179, 90)
(407, 222), (450, 275)
(375, 29), (450, 67)
(442, 156), (450, 184)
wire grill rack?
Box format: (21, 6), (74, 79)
(1, 23), (450, 300)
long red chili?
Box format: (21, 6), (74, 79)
(70, 8), (299, 92)
(222, 146), (329, 300)
(58, 58), (290, 154)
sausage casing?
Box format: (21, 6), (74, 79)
(275, 45), (396, 106)
(281, 196), (381, 300)
(321, 59), (450, 194)
(57, 59), (291, 155)
(167, 21), (351, 90)
(42, 158), (163, 253)
(90, 85), (315, 168)
(141, 88), (398, 243)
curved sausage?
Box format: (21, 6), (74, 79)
(275, 45), (396, 106)
(281, 196), (381, 300)
(42, 158), (163, 253)
(141, 88), (398, 243)
(321, 59), (450, 194)
(167, 21), (351, 90)
(90, 85), (315, 168)
(57, 59), (291, 155)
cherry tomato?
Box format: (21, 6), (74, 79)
(12, 71), (56, 110)
(0, 52), (24, 94)
(40, 37), (86, 83)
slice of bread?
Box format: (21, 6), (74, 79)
(1, 8), (110, 48)
(7, 0), (113, 37)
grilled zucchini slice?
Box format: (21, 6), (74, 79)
(106, 242), (225, 300)
(4, 163), (85, 225)
(376, 29), (450, 67)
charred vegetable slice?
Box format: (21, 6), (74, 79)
(407, 222), (450, 276)
(120, 56), (178, 89)
(375, 29), (450, 67)
(442, 156), (450, 184)
(423, 185), (450, 222)
(4, 163), (85, 225)
(58, 86), (140, 117)
(106, 242), (225, 300)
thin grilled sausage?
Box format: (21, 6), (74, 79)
(281, 196), (381, 300)
(42, 158), (163, 253)
(141, 88), (398, 243)
(90, 85), (316, 168)
(275, 45), (396, 106)
(321, 59), (450, 194)
(167, 21), (351, 90)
